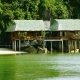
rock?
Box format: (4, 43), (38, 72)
(25, 46), (37, 53)
(38, 47), (48, 54)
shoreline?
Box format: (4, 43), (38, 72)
(0, 48), (26, 55)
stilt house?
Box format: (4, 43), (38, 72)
(6, 19), (80, 53)
(50, 19), (80, 53)
(6, 20), (50, 51)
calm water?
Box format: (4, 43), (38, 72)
(0, 54), (80, 80)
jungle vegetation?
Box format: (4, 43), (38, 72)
(0, 0), (80, 43)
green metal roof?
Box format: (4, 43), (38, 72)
(6, 20), (50, 32)
(51, 19), (80, 31)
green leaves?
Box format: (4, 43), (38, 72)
(1, 0), (80, 20)
(54, 2), (69, 18)
(0, 0), (80, 43)
(38, 0), (69, 20)
(13, 8), (25, 19)
(3, 10), (14, 21)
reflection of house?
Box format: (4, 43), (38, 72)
(6, 19), (80, 53)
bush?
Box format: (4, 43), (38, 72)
(25, 46), (37, 53)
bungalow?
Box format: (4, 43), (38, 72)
(6, 19), (80, 53)
(50, 19), (80, 53)
(6, 20), (50, 51)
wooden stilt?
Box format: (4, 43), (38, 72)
(74, 40), (77, 53)
(79, 40), (80, 52)
(51, 41), (52, 54)
(14, 40), (16, 51)
(43, 40), (46, 48)
(44, 39), (65, 53)
(12, 40), (14, 50)
(19, 40), (21, 51)
(59, 41), (61, 51)
(68, 40), (70, 53)
(16, 40), (18, 51)
(62, 40), (63, 53)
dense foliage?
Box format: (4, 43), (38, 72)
(0, 0), (80, 43)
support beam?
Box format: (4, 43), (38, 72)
(51, 41), (52, 54)
(59, 41), (61, 51)
(43, 40), (46, 48)
(62, 40), (63, 53)
(19, 40), (21, 51)
(79, 40), (80, 52)
(12, 40), (14, 50)
(74, 40), (77, 53)
(45, 39), (65, 53)
(68, 40), (70, 53)
(16, 40), (18, 51)
(14, 40), (16, 51)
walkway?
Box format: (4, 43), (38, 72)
(0, 48), (26, 55)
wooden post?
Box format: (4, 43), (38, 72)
(59, 41), (61, 51)
(68, 40), (70, 53)
(51, 41), (52, 54)
(14, 40), (16, 51)
(74, 40), (77, 53)
(43, 40), (45, 48)
(62, 40), (63, 53)
(16, 40), (18, 51)
(79, 40), (80, 52)
(19, 40), (21, 51)
(12, 40), (14, 50)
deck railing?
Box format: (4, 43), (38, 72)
(11, 35), (80, 40)
(11, 36), (63, 40)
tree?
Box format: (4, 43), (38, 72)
(38, 0), (69, 20)
(38, 0), (55, 20)
(54, 2), (69, 19)
(63, 0), (80, 19)
(0, 3), (14, 44)
(21, 0), (40, 19)
(0, 0), (80, 44)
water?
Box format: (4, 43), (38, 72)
(0, 54), (80, 80)
(38, 54), (80, 80)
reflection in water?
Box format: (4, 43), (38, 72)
(0, 54), (80, 80)
(38, 77), (80, 80)
(38, 54), (80, 80)
(0, 55), (15, 80)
